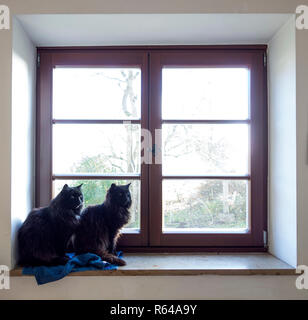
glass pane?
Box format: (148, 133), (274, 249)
(162, 124), (249, 176)
(53, 68), (141, 119)
(162, 68), (249, 120)
(53, 123), (140, 174)
(53, 180), (140, 230)
(163, 179), (248, 232)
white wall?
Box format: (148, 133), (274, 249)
(296, 28), (308, 266)
(268, 17), (297, 267)
(0, 12), (12, 269)
(1, 275), (308, 300)
(11, 18), (36, 266)
(16, 14), (291, 46)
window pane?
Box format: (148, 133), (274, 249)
(162, 68), (249, 120)
(53, 68), (141, 120)
(53, 179), (140, 230)
(162, 124), (249, 176)
(163, 179), (248, 232)
(53, 123), (140, 174)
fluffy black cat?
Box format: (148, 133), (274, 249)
(18, 184), (83, 266)
(74, 183), (132, 266)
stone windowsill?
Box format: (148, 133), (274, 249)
(10, 253), (296, 276)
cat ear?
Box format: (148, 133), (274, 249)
(110, 183), (116, 189)
(76, 184), (83, 189)
(126, 183), (131, 189)
(62, 184), (69, 190)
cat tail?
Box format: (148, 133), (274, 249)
(100, 251), (126, 266)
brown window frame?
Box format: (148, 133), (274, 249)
(36, 46), (268, 252)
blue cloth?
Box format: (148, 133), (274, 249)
(23, 252), (123, 285)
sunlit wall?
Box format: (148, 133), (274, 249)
(11, 17), (36, 267)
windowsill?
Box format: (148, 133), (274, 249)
(10, 253), (296, 276)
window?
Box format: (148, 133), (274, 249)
(37, 46), (267, 251)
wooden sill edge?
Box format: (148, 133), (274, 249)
(10, 253), (296, 276)
(10, 268), (296, 277)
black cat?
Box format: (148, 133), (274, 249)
(74, 183), (131, 266)
(18, 184), (83, 266)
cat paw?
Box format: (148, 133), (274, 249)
(116, 258), (126, 266)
